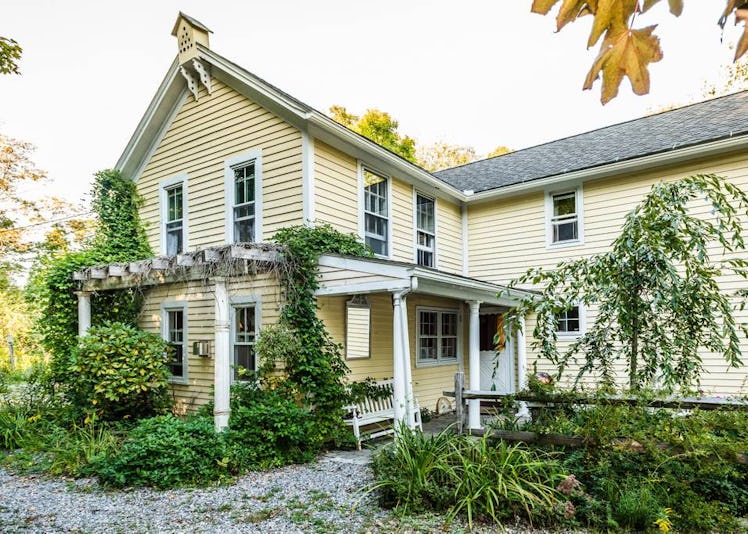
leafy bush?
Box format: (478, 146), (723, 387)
(225, 383), (316, 470)
(63, 322), (172, 420)
(370, 425), (564, 527)
(92, 415), (229, 488)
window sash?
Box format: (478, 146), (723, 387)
(164, 184), (184, 255)
(418, 310), (458, 363)
(364, 170), (389, 255)
(166, 309), (185, 378)
(233, 305), (256, 381)
(557, 307), (581, 333)
(551, 192), (578, 243)
(233, 163), (256, 243)
(415, 194), (436, 267)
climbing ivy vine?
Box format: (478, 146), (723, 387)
(271, 223), (372, 445)
(34, 169), (152, 374)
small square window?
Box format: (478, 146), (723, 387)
(557, 306), (581, 334)
(547, 189), (582, 245)
(417, 309), (459, 365)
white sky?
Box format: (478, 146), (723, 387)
(1, 0), (745, 210)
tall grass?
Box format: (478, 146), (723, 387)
(369, 425), (564, 527)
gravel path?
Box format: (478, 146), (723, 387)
(0, 450), (559, 533)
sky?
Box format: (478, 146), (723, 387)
(1, 0), (745, 210)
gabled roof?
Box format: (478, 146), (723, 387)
(171, 12), (212, 35)
(435, 91), (748, 194)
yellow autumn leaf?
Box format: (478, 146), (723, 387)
(556, 0), (588, 31)
(531, 0), (562, 15)
(587, 0), (637, 47)
(584, 25), (663, 104)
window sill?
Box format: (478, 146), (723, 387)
(168, 377), (189, 385)
(416, 359), (460, 369)
(557, 332), (583, 339)
(546, 239), (584, 250)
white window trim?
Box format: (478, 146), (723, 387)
(415, 306), (461, 368)
(160, 300), (189, 384)
(224, 149), (263, 244)
(545, 184), (584, 248)
(358, 162), (393, 259)
(229, 295), (262, 383)
(159, 174), (189, 255)
(413, 189), (438, 269)
(556, 303), (586, 339)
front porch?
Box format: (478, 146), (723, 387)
(315, 254), (534, 431)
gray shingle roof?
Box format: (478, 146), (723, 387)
(434, 91), (748, 193)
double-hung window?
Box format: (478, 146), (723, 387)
(548, 189), (581, 244)
(557, 305), (582, 335)
(232, 304), (257, 381)
(232, 161), (256, 243)
(415, 194), (436, 267)
(162, 305), (187, 381)
(164, 183), (184, 255)
(363, 169), (389, 256)
(417, 308), (459, 365)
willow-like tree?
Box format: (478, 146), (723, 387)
(505, 174), (748, 392)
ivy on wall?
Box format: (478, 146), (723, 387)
(272, 223), (372, 445)
(34, 169), (152, 373)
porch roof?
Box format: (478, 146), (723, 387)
(316, 254), (535, 307)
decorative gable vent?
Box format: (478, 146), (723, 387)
(171, 12), (214, 101)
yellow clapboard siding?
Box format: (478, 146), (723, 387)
(137, 78), (303, 252)
(437, 198), (463, 274)
(469, 153), (748, 395)
(314, 141), (359, 235)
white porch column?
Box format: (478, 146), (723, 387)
(392, 292), (407, 425)
(76, 291), (92, 337)
(467, 300), (481, 430)
(399, 296), (416, 429)
(213, 278), (231, 432)
(517, 315), (530, 418)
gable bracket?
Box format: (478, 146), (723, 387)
(179, 65), (199, 101)
(191, 58), (212, 95)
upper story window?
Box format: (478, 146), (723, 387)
(363, 169), (389, 256)
(224, 149), (263, 245)
(232, 162), (256, 243)
(161, 303), (187, 382)
(232, 303), (257, 381)
(546, 187), (583, 246)
(160, 175), (188, 256)
(417, 308), (459, 366)
(415, 194), (436, 267)
(557, 305), (583, 336)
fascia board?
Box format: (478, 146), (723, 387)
(466, 135), (748, 205)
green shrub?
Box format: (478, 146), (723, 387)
(225, 382), (316, 470)
(0, 404), (31, 450)
(43, 420), (121, 476)
(92, 415), (229, 488)
(370, 425), (564, 527)
(63, 322), (172, 420)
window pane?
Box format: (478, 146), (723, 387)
(553, 220), (578, 242)
(417, 249), (433, 268)
(557, 306), (580, 332)
(442, 312), (457, 337)
(420, 311), (437, 336)
(419, 337), (437, 360)
(364, 170), (387, 216)
(416, 195), (435, 233)
(167, 310), (185, 378)
(440, 337), (457, 359)
(553, 193), (576, 217)
(234, 218), (255, 243)
(166, 223), (183, 255)
(166, 186), (183, 222)
(234, 163), (255, 205)
(234, 345), (255, 380)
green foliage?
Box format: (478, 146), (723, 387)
(92, 415), (229, 488)
(35, 169), (152, 388)
(490, 400), (748, 532)
(63, 322), (171, 420)
(271, 223), (372, 447)
(506, 174), (748, 392)
(370, 425), (564, 527)
(224, 381), (316, 470)
(0, 36), (21, 75)
(329, 106), (417, 163)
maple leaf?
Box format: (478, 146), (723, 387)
(583, 25), (663, 104)
(531, 0), (562, 14)
(735, 8), (748, 60)
(588, 0), (637, 47)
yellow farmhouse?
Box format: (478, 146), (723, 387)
(74, 14), (748, 432)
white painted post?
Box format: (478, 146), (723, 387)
(391, 292), (406, 425)
(468, 300), (481, 430)
(517, 315), (530, 418)
(213, 278), (231, 432)
(76, 291), (92, 337)
(399, 296), (416, 429)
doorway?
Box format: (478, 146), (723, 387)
(478, 312), (514, 393)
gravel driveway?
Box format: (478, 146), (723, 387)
(0, 450), (559, 533)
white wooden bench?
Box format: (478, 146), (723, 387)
(344, 378), (422, 450)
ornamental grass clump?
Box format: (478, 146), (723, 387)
(370, 425), (564, 527)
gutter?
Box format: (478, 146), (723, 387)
(466, 134), (748, 204)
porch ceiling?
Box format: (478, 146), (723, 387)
(316, 254), (535, 306)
